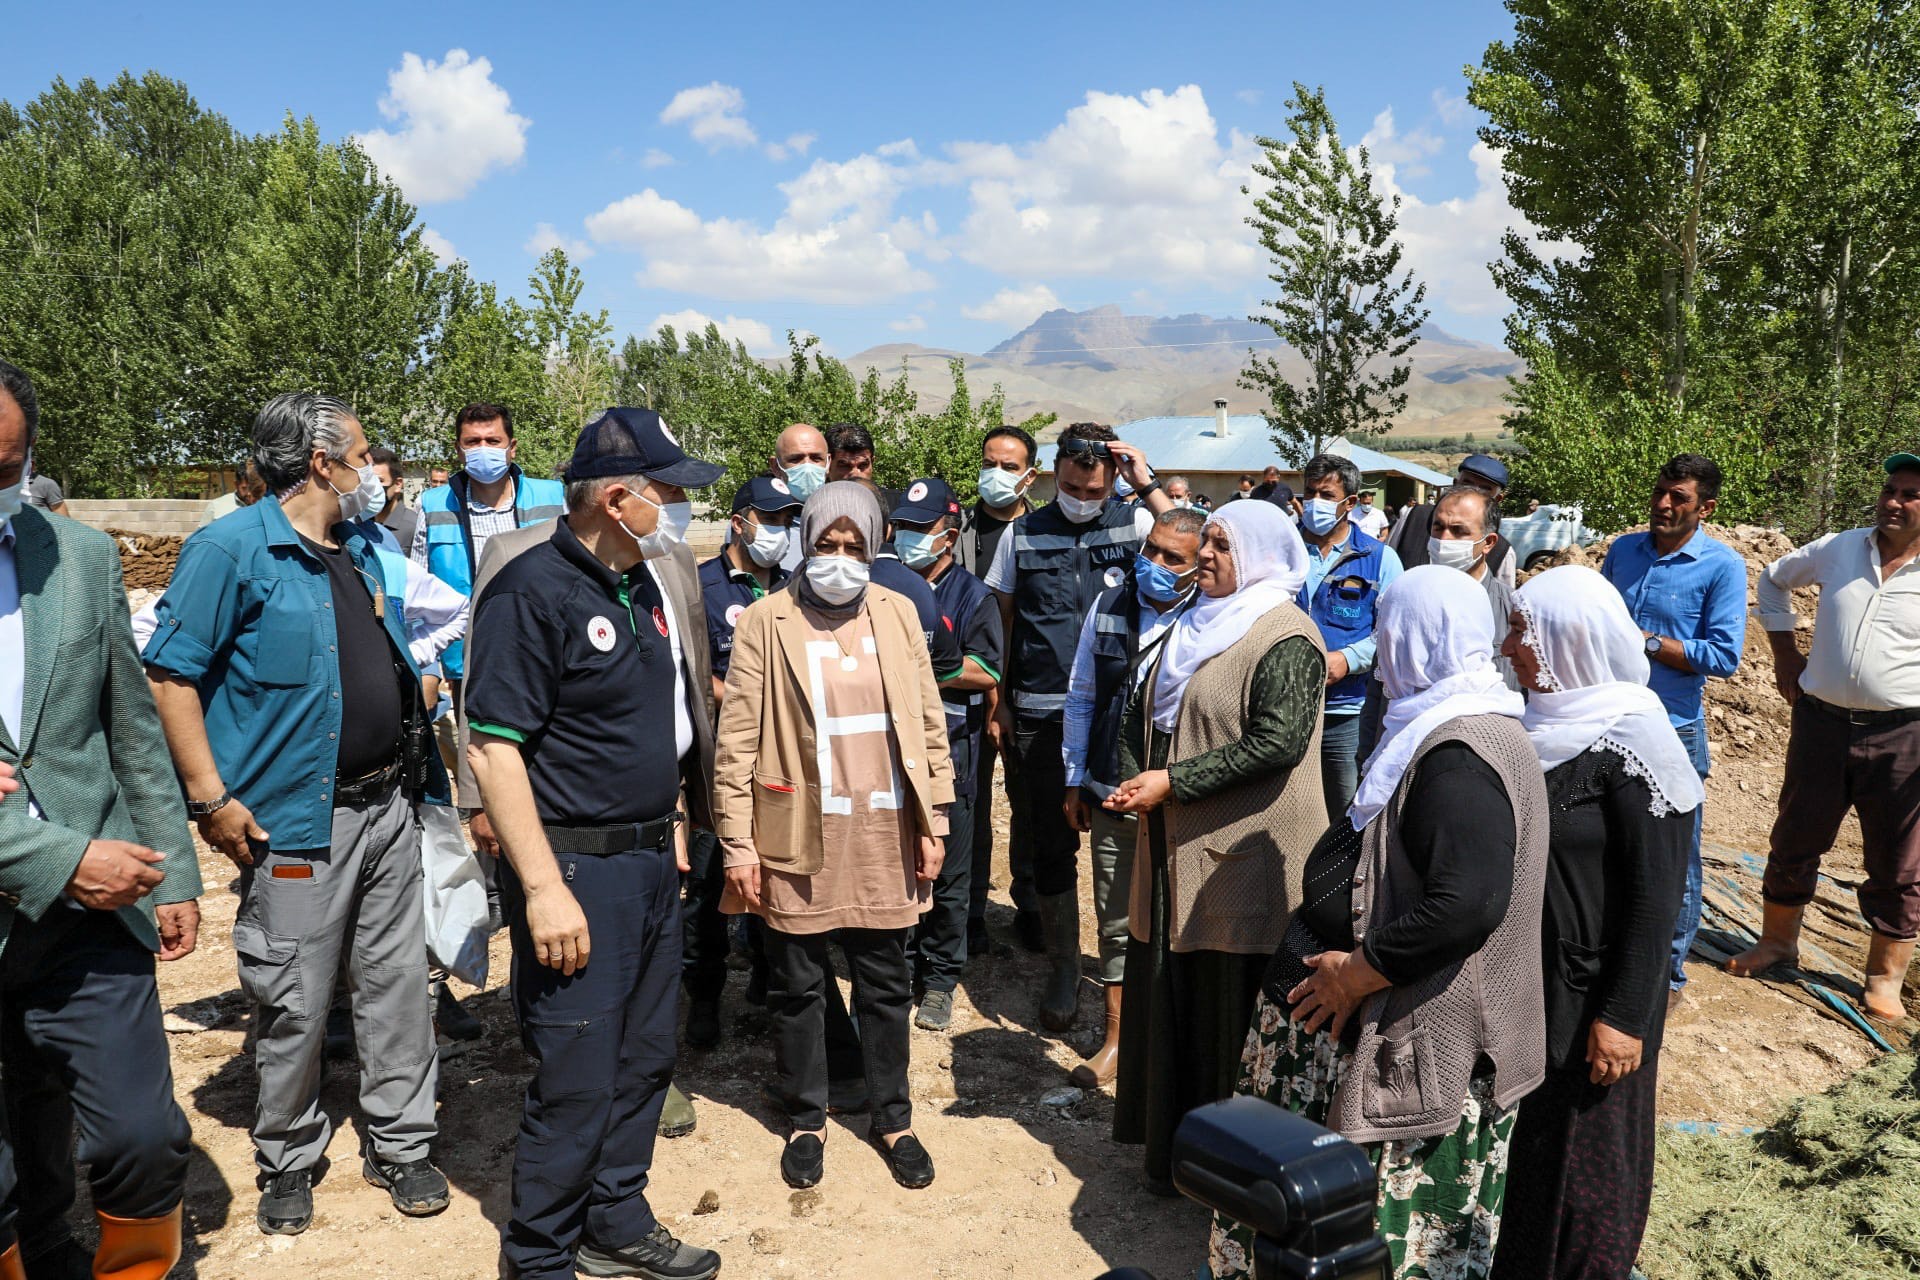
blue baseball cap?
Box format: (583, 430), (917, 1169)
(730, 475), (804, 515)
(1458, 454), (1509, 489)
(564, 407), (725, 488)
(891, 477), (963, 526)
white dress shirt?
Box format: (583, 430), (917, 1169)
(1061, 589), (1184, 789)
(1755, 527), (1920, 710)
(644, 559), (696, 762)
(0, 522), (43, 818)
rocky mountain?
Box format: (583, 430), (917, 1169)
(846, 305), (1522, 439)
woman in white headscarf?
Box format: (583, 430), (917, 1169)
(1103, 500), (1330, 1193)
(1209, 565), (1550, 1280)
(1491, 566), (1700, 1280)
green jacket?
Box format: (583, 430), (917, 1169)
(0, 506), (200, 952)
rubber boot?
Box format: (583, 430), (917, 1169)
(1068, 982), (1123, 1088)
(1725, 901), (1803, 978)
(0, 1241), (24, 1280)
(1038, 892), (1082, 1032)
(1863, 932), (1917, 1025)
(93, 1205), (182, 1280)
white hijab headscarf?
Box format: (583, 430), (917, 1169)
(1150, 500), (1310, 732)
(1348, 564), (1527, 831)
(1515, 566), (1705, 816)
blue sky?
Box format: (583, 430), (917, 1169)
(9, 1), (1525, 356)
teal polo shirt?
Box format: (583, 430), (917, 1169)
(143, 499), (448, 850)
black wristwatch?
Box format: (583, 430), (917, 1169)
(186, 791), (232, 819)
(1135, 479), (1162, 498)
(1644, 634), (1663, 656)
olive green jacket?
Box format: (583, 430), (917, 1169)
(0, 507), (200, 953)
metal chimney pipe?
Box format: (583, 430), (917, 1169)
(1214, 397), (1230, 437)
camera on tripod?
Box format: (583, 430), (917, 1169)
(1095, 1096), (1390, 1280)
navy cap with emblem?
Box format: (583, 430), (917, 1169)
(891, 476), (962, 526)
(565, 406), (726, 488)
(1458, 453), (1509, 489)
(731, 475), (805, 515)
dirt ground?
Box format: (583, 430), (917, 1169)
(86, 540), (1905, 1280)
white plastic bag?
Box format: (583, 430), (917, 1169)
(419, 802), (490, 988)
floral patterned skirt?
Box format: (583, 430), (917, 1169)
(1207, 991), (1518, 1280)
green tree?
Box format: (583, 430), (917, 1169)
(1240, 83), (1429, 458)
(525, 248), (615, 476)
(419, 261), (552, 465)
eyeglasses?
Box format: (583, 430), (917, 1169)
(1058, 437), (1115, 461)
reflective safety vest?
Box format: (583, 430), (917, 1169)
(1007, 501), (1143, 720)
(419, 466), (565, 677)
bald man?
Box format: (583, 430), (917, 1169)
(768, 425), (830, 570)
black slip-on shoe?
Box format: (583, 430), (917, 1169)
(781, 1132), (825, 1188)
(257, 1168), (314, 1235)
(576, 1226), (721, 1280)
(873, 1132), (935, 1189)
(362, 1154), (450, 1216)
(433, 981), (485, 1042)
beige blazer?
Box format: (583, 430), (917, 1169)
(712, 583), (954, 875)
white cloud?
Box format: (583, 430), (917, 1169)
(1235, 88), (1264, 107)
(524, 222), (594, 260)
(1378, 140), (1534, 319)
(1431, 89), (1471, 128)
(765, 132), (817, 162)
(878, 139), (921, 159)
(659, 82), (758, 150)
(962, 284), (1062, 328)
(931, 86), (1264, 287)
(889, 314), (927, 333)
(419, 227), (459, 263)
(647, 308), (779, 355)
(357, 50), (529, 204)
(585, 182), (934, 304)
(1360, 107), (1445, 180)
(641, 147), (676, 169)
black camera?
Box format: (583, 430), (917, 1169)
(1095, 1096), (1390, 1280)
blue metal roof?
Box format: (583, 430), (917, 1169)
(1088, 415), (1453, 487)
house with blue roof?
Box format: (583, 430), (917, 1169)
(1028, 399), (1454, 509)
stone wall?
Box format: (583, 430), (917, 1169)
(64, 498), (207, 537)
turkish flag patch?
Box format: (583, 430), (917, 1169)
(652, 606), (670, 637)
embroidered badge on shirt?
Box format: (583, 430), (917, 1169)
(587, 616), (616, 651)
(653, 606), (670, 637)
(725, 603), (746, 627)
(1104, 566), (1125, 588)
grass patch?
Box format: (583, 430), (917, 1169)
(1640, 1051), (1920, 1278)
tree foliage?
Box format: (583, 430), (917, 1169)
(1240, 83), (1430, 459)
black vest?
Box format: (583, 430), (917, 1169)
(1008, 501), (1144, 719)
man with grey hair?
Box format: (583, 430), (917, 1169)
(146, 392), (451, 1236)
(1162, 475), (1192, 508)
(466, 407), (724, 1280)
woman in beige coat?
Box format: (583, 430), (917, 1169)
(713, 482), (953, 1192)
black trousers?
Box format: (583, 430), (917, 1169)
(499, 847), (681, 1280)
(1, 909), (191, 1256)
(914, 738), (976, 992)
(765, 928), (913, 1135)
(1009, 716), (1081, 899)
(970, 728), (1012, 920)
(680, 827), (731, 1002)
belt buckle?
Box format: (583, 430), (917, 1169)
(1849, 707), (1877, 727)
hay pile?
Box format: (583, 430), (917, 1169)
(108, 529), (184, 591)
(1641, 1051), (1920, 1278)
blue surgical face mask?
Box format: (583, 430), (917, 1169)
(782, 462), (827, 501)
(977, 465), (1030, 509)
(1300, 496), (1345, 536)
(895, 527), (951, 570)
(1134, 552), (1195, 604)
(464, 445), (510, 484)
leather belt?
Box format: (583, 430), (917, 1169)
(335, 759), (402, 806)
(1801, 695), (1920, 728)
(543, 814), (681, 856)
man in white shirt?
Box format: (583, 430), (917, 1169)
(1352, 490), (1390, 539)
(1729, 453), (1920, 1026)
(1059, 507), (1203, 1086)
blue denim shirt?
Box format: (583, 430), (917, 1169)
(143, 499), (448, 850)
(1600, 527), (1748, 725)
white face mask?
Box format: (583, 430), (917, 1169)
(806, 553), (870, 605)
(1056, 491), (1106, 523)
(0, 450), (27, 531)
(978, 466), (1030, 509)
(624, 490), (692, 560)
(325, 460), (383, 523)
(743, 519), (791, 568)
(1427, 535), (1487, 572)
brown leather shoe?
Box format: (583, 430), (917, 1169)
(1069, 982), (1123, 1088)
(94, 1205), (182, 1280)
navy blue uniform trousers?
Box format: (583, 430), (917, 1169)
(1, 908), (190, 1258)
(499, 847), (681, 1280)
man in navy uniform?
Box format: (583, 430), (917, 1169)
(465, 408), (723, 1280)
(890, 478), (1004, 1031)
(684, 476), (801, 1043)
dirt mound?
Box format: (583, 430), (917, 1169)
(107, 528), (184, 591)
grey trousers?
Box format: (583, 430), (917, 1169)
(1088, 804), (1137, 986)
(235, 786), (437, 1178)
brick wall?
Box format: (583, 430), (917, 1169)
(64, 499), (208, 537)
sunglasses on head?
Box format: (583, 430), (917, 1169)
(1058, 437), (1115, 461)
